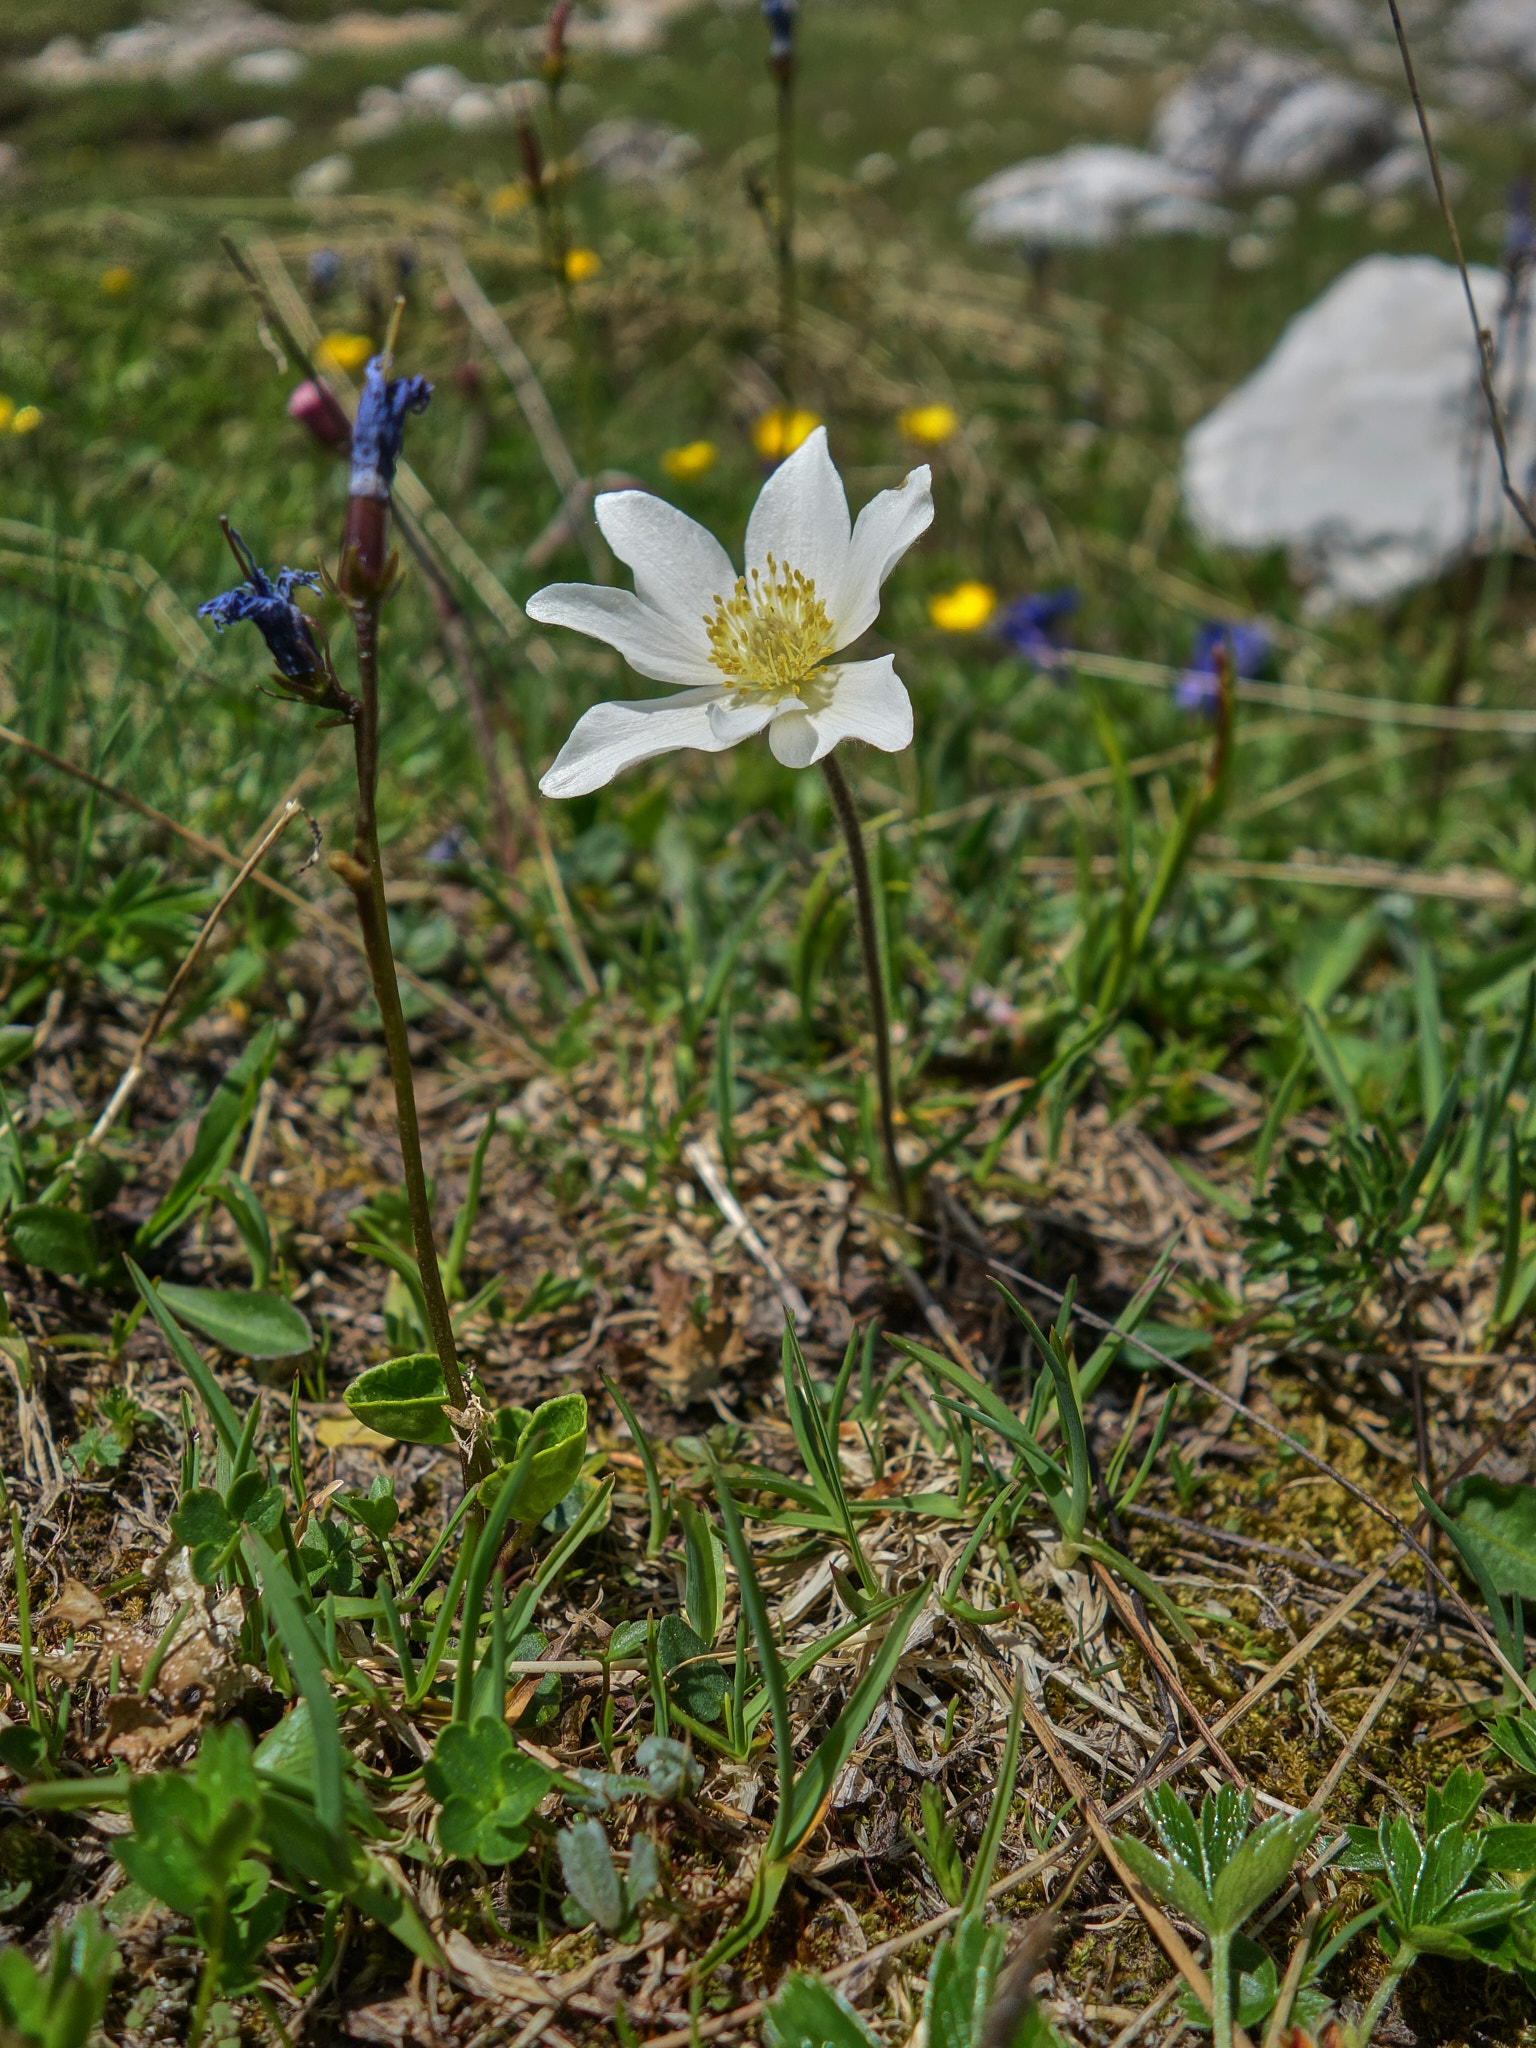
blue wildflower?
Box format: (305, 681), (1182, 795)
(348, 355), (433, 505)
(1176, 619), (1268, 715)
(761, 0), (797, 65)
(307, 247), (342, 299)
(199, 530), (323, 681)
(994, 588), (1078, 672)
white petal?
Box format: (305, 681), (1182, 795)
(767, 706), (821, 769)
(766, 656), (914, 770)
(539, 688), (730, 797)
(829, 465), (935, 644)
(593, 490), (737, 640)
(744, 426), (851, 592)
(526, 583), (721, 688)
(707, 696), (778, 745)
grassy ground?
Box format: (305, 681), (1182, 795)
(5, 0), (1536, 2044)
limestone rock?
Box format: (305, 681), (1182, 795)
(1183, 254), (1536, 606)
(579, 116), (702, 185)
(1152, 39), (1393, 191)
(964, 145), (1231, 249)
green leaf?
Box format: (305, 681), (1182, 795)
(657, 1613), (726, 1723)
(1144, 1784), (1209, 1886)
(765, 1974), (883, 2048)
(0, 1026), (34, 1075)
(7, 1203), (97, 1278)
(344, 1352), (454, 1446)
(924, 1912), (1008, 2048)
(426, 1718), (553, 1863)
(1410, 1826), (1485, 1927)
(1426, 1767), (1486, 1836)
(155, 1284), (313, 1360)
(558, 1817), (626, 1932)
(1480, 1824), (1536, 1872)
(209, 1175), (272, 1290)
(0, 1906), (116, 2048)
(336, 1473), (398, 1543)
(129, 1260), (245, 1461)
(635, 1735), (703, 1802)
(135, 1022), (278, 1250)
(503, 1392), (588, 1524)
(1208, 1811), (1318, 1933)
(1442, 1476), (1536, 1599)
(1302, 1002), (1361, 1131)
(1115, 1834), (1212, 1926)
(782, 1582), (929, 1856)
(1178, 1934), (1279, 2033)
(170, 1487), (235, 1552)
(678, 1497), (725, 1646)
(1487, 1710), (1536, 1777)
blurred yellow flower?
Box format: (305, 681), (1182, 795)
(0, 398), (14, 432)
(660, 440), (718, 482)
(564, 247), (602, 282)
(490, 182), (529, 219)
(898, 402), (960, 446)
(751, 406), (822, 461)
(11, 407), (42, 436)
(928, 581), (996, 631)
(100, 265), (134, 296)
(316, 332), (374, 374)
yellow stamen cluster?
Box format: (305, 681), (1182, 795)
(704, 556), (834, 697)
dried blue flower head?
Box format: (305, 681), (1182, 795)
(199, 529), (323, 681)
(995, 588), (1078, 672)
(348, 355), (433, 504)
(761, 0), (797, 65)
(1176, 620), (1268, 715)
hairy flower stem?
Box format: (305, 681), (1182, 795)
(1354, 1951), (1413, 2048)
(1210, 1930), (1233, 2048)
(773, 57), (798, 399)
(822, 753), (905, 1218)
(343, 593), (488, 1485)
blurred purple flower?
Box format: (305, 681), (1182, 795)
(348, 355), (432, 505)
(199, 532), (323, 681)
(1176, 619), (1268, 715)
(762, 0), (797, 65)
(1505, 180), (1536, 281)
(994, 588), (1078, 672)
(307, 247), (342, 299)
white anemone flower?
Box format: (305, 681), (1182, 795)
(529, 427), (933, 797)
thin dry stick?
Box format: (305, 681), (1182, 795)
(1259, 1893), (1322, 2048)
(1015, 1688), (1256, 2048)
(434, 241), (611, 581)
(1073, 649), (1536, 736)
(81, 801), (305, 1155)
(1018, 852), (1532, 911)
(1383, 0), (1536, 549)
(1087, 1559), (1245, 1788)
(0, 714), (542, 1066)
(683, 1139), (809, 1325)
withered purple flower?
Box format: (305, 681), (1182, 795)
(348, 355), (433, 507)
(199, 529), (323, 681)
(761, 0), (797, 67)
(1176, 620), (1268, 714)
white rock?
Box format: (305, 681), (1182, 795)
(1152, 39), (1319, 186)
(292, 152), (354, 199)
(1236, 75), (1395, 188)
(448, 87), (502, 129)
(579, 116), (702, 184)
(220, 113), (294, 152)
(228, 46), (306, 85)
(964, 145), (1231, 248)
(1452, 0), (1536, 76)
(1441, 64), (1522, 118)
(1363, 143), (1467, 198)
(1183, 254), (1536, 607)
(401, 62), (470, 110)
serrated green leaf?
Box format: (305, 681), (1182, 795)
(764, 1974), (882, 2048)
(1209, 1811), (1318, 1933)
(924, 1912), (1007, 2048)
(1115, 1834), (1211, 1926)
(1426, 1766), (1486, 1835)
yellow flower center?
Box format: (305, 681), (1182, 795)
(704, 556), (835, 699)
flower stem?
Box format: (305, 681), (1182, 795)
(1210, 1930), (1233, 2048)
(773, 56), (798, 400)
(821, 752), (905, 1217)
(345, 599), (487, 1481)
(1354, 1947), (1413, 2048)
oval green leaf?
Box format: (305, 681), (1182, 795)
(1444, 1476), (1536, 1599)
(511, 1393), (588, 1523)
(156, 1284), (314, 1360)
(8, 1203), (98, 1278)
(345, 1353), (452, 1445)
